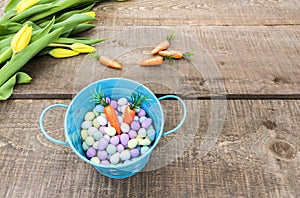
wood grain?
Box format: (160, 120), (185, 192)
(0, 99), (299, 197)
(95, 0), (300, 26)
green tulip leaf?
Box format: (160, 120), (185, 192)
(0, 72), (32, 100)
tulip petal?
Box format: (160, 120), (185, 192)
(49, 48), (79, 58)
(11, 24), (33, 53)
(71, 43), (95, 53)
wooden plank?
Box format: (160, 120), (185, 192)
(94, 0), (300, 26)
(0, 99), (299, 197)
(1, 0), (300, 26)
(4, 25), (299, 99)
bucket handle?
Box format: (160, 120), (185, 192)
(158, 95), (187, 137)
(39, 104), (69, 146)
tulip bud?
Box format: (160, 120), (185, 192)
(16, 0), (41, 13)
(83, 11), (96, 18)
(49, 48), (79, 58)
(70, 43), (96, 53)
(11, 24), (33, 54)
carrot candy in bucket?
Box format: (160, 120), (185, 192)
(39, 78), (187, 179)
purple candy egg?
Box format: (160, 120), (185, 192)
(131, 120), (140, 131)
(116, 144), (125, 152)
(101, 160), (110, 166)
(97, 150), (108, 160)
(110, 100), (118, 109)
(142, 118), (152, 128)
(128, 130), (137, 139)
(86, 147), (96, 158)
(120, 133), (129, 146)
(138, 109), (146, 117)
(100, 126), (106, 134)
(110, 136), (120, 145)
(106, 97), (111, 104)
(130, 148), (140, 158)
(98, 137), (109, 150)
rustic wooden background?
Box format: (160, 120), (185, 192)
(0, 0), (299, 197)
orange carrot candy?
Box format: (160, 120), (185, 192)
(99, 55), (122, 69)
(87, 52), (122, 69)
(92, 88), (121, 135)
(158, 50), (194, 61)
(150, 32), (176, 55)
(139, 56), (163, 66)
(123, 90), (149, 125)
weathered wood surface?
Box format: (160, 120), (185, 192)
(0, 99), (299, 197)
(1, 1), (300, 99)
(4, 25), (300, 99)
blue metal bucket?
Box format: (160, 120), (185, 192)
(39, 78), (186, 179)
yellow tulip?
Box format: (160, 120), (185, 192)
(49, 48), (79, 58)
(11, 24), (33, 54)
(16, 0), (41, 13)
(83, 11), (96, 18)
(70, 43), (96, 53)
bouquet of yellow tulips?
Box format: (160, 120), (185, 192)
(0, 0), (123, 100)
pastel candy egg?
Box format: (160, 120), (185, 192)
(142, 118), (152, 129)
(86, 147), (96, 158)
(120, 105), (127, 113)
(127, 138), (138, 149)
(110, 100), (118, 109)
(147, 128), (156, 141)
(138, 109), (146, 117)
(99, 126), (106, 134)
(141, 146), (149, 155)
(110, 136), (120, 145)
(95, 105), (104, 113)
(106, 97), (111, 104)
(97, 116), (107, 126)
(105, 127), (116, 136)
(93, 131), (103, 141)
(131, 121), (140, 131)
(121, 122), (130, 133)
(110, 153), (120, 165)
(117, 115), (123, 123)
(120, 150), (131, 161)
(106, 144), (117, 155)
(128, 130), (137, 139)
(138, 128), (147, 137)
(130, 148), (140, 158)
(138, 137), (151, 146)
(93, 141), (99, 149)
(101, 160), (110, 166)
(90, 157), (100, 164)
(82, 142), (89, 151)
(134, 116), (139, 121)
(98, 137), (109, 150)
(100, 113), (106, 117)
(120, 134), (129, 146)
(93, 109), (99, 117)
(85, 111), (95, 121)
(139, 116), (146, 123)
(85, 136), (95, 146)
(81, 120), (92, 129)
(118, 97), (128, 106)
(81, 130), (88, 140)
(88, 127), (98, 136)
(116, 144), (125, 152)
(92, 118), (100, 128)
(97, 150), (108, 160)
(103, 134), (110, 141)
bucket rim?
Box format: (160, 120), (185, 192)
(64, 77), (165, 169)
